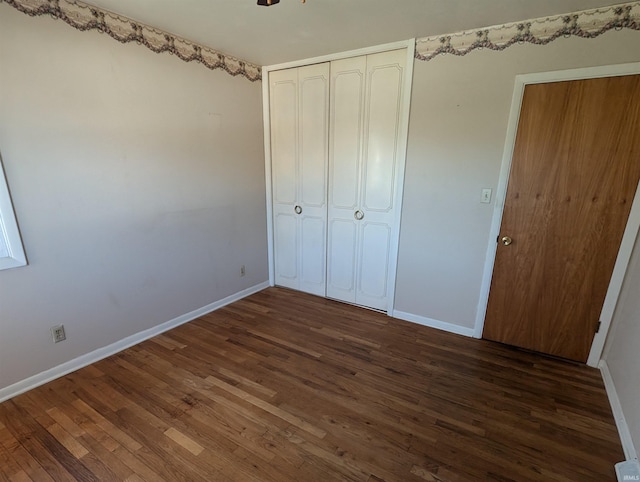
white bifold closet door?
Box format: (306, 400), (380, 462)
(327, 49), (406, 310)
(270, 63), (330, 297)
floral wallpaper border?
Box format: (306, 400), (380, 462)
(0, 0), (262, 82)
(416, 2), (640, 61)
(3, 0), (639, 76)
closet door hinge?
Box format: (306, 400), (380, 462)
(595, 321), (602, 334)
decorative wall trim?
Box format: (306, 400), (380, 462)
(0, 281), (270, 403)
(0, 0), (262, 81)
(416, 2), (640, 61)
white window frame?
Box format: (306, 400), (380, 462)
(0, 159), (26, 270)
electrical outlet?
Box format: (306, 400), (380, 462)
(51, 325), (66, 343)
(240, 265), (246, 277)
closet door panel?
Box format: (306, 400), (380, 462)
(327, 219), (357, 302)
(298, 63), (329, 296)
(299, 65), (329, 208)
(270, 70), (298, 205)
(274, 212), (298, 288)
(354, 49), (406, 309)
(362, 51), (405, 212)
(362, 52), (404, 212)
(270, 63), (329, 295)
(270, 68), (299, 289)
(327, 56), (366, 302)
(269, 48), (409, 311)
(300, 216), (326, 296)
(329, 57), (366, 209)
(358, 222), (391, 310)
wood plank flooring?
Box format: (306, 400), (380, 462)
(0, 287), (623, 481)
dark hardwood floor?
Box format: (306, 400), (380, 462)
(0, 287), (623, 481)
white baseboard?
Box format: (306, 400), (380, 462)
(600, 360), (639, 461)
(392, 310), (475, 337)
(0, 281), (269, 404)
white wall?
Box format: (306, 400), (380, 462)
(0, 6), (268, 392)
(604, 234), (640, 459)
(396, 30), (640, 330)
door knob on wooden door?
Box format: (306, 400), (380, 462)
(501, 236), (513, 246)
(354, 210), (364, 220)
(294, 205), (302, 214)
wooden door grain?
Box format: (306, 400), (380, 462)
(483, 75), (640, 362)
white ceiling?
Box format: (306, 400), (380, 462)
(86, 0), (628, 66)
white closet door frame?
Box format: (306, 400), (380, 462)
(262, 39), (415, 316)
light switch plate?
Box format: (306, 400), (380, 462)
(481, 188), (492, 204)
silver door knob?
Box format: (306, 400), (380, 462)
(294, 205), (302, 214)
(354, 210), (364, 220)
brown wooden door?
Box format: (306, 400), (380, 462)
(483, 75), (640, 362)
